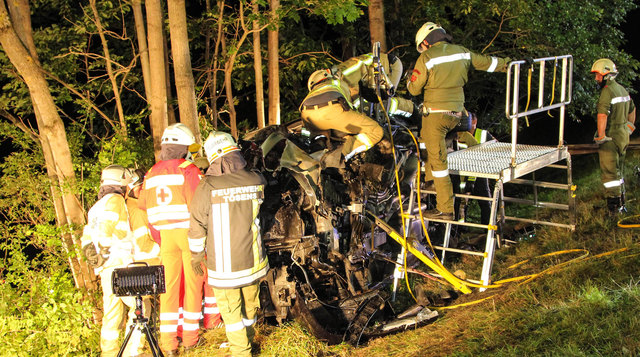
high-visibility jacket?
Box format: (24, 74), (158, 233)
(407, 41), (510, 112)
(188, 169), (269, 289)
(335, 52), (402, 93)
(138, 159), (202, 231)
(81, 193), (134, 274)
(300, 78), (354, 109)
(126, 197), (160, 264)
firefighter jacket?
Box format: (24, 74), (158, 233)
(126, 197), (161, 264)
(81, 193), (134, 273)
(597, 78), (636, 146)
(188, 169), (269, 289)
(407, 41), (510, 112)
(300, 77), (354, 109)
(335, 52), (402, 95)
(138, 159), (202, 231)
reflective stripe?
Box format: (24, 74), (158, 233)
(189, 236), (206, 253)
(425, 53), (471, 70)
(101, 211), (120, 222)
(353, 97), (361, 109)
(160, 312), (180, 321)
(133, 226), (149, 238)
(342, 54), (374, 76)
(243, 318), (256, 327)
(487, 57), (498, 72)
(147, 204), (189, 217)
(225, 321), (245, 332)
(183, 311), (202, 320)
(604, 180), (622, 188)
(115, 221), (130, 231)
(159, 324), (178, 333)
(207, 266), (268, 288)
(152, 221), (190, 230)
(204, 306), (220, 314)
(101, 329), (119, 340)
(611, 96), (631, 104)
(145, 174), (185, 188)
(183, 322), (200, 331)
(212, 201), (231, 272)
(432, 169), (449, 178)
(344, 144), (367, 161)
(204, 296), (217, 304)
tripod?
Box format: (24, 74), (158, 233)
(117, 294), (163, 357)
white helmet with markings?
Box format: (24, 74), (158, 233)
(415, 22), (445, 53)
(161, 123), (196, 146)
(307, 69), (334, 91)
(204, 131), (240, 164)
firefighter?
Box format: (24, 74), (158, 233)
(138, 123), (205, 354)
(81, 165), (142, 357)
(126, 168), (161, 265)
(333, 52), (420, 121)
(407, 21), (510, 220)
(189, 131), (269, 357)
(591, 58), (636, 213)
(300, 69), (384, 161)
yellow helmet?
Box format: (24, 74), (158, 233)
(101, 164), (130, 187)
(415, 22), (444, 53)
(204, 131), (240, 164)
(161, 123), (196, 146)
(591, 58), (617, 77)
(307, 69), (333, 91)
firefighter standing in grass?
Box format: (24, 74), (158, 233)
(407, 22), (510, 220)
(300, 68), (384, 161)
(591, 58), (636, 214)
(138, 123), (206, 355)
(81, 165), (143, 357)
(189, 131), (269, 357)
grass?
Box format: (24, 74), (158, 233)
(175, 151), (640, 357)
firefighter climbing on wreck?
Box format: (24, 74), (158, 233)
(407, 21), (511, 220)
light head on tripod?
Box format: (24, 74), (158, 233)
(112, 262), (166, 297)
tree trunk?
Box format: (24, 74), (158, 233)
(167, 0), (201, 143)
(368, 0), (387, 52)
(145, 0), (169, 159)
(89, 0), (127, 138)
(252, 0), (265, 129)
(132, 0), (152, 100)
(0, 0), (96, 291)
(267, 0), (280, 125)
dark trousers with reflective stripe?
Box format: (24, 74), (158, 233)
(421, 112), (461, 213)
(598, 138), (627, 198)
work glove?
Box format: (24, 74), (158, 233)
(594, 133), (613, 145)
(82, 243), (106, 268)
(626, 122), (636, 135)
(191, 251), (206, 276)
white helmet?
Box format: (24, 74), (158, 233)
(591, 58), (618, 80)
(101, 164), (131, 187)
(161, 123), (196, 146)
(415, 22), (444, 53)
(307, 69), (333, 91)
(204, 131), (240, 164)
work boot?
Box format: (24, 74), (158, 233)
(606, 197), (623, 214)
(423, 208), (454, 221)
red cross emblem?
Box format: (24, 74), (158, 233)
(156, 185), (173, 206)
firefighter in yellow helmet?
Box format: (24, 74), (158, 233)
(300, 69), (384, 161)
(591, 58), (636, 213)
(189, 131), (269, 357)
(407, 21), (510, 220)
(138, 123), (206, 354)
(81, 165), (144, 356)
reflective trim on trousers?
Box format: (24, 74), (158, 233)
(243, 318), (256, 327)
(345, 144), (367, 161)
(487, 57), (498, 72)
(432, 169), (449, 178)
(204, 306), (220, 314)
(204, 296), (217, 304)
(183, 322), (200, 331)
(160, 312), (180, 320)
(226, 320), (245, 332)
(604, 180), (622, 188)
(183, 311), (202, 320)
(159, 324), (178, 333)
